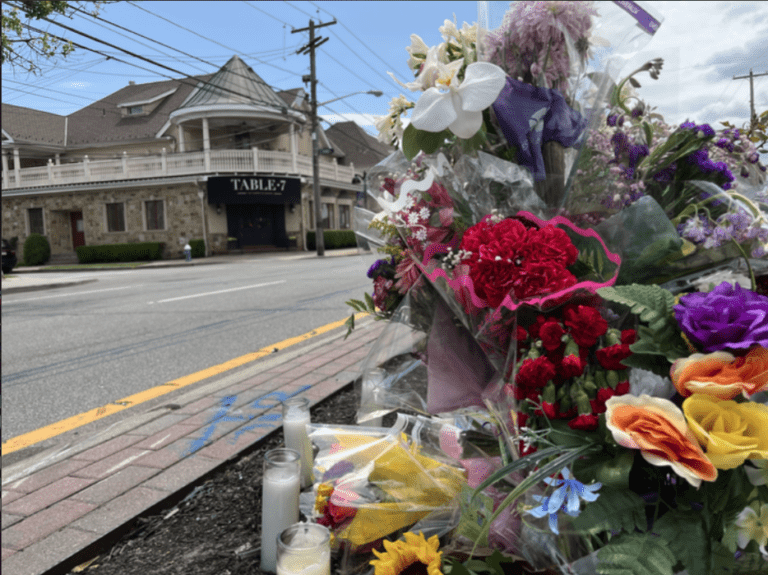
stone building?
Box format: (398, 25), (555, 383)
(1, 55), (393, 261)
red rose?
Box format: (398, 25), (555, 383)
(596, 344), (632, 370)
(539, 319), (566, 351)
(563, 305), (609, 347)
(516, 356), (557, 389)
(568, 414), (599, 431)
(560, 354), (586, 379)
(621, 329), (637, 345)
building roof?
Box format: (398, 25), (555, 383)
(324, 121), (394, 172)
(178, 55), (287, 112)
(1, 103), (67, 147)
(65, 74), (213, 146)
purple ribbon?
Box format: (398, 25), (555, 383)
(613, 1), (661, 35)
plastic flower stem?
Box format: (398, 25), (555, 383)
(469, 444), (599, 558)
(498, 433), (510, 468)
(731, 239), (757, 290)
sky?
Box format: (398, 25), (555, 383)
(2, 1), (767, 139)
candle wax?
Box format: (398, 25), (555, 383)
(282, 409), (314, 488)
(260, 466), (300, 573)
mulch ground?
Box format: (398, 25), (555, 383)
(71, 358), (425, 575)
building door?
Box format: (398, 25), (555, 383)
(234, 204), (276, 246)
(70, 211), (85, 248)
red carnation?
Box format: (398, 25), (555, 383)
(539, 319), (566, 351)
(516, 356), (557, 389)
(568, 414), (599, 431)
(590, 399), (607, 414)
(596, 343), (632, 370)
(597, 386), (615, 403)
(621, 329), (637, 345)
(563, 305), (609, 347)
(615, 380), (630, 395)
(560, 354), (586, 379)
(540, 401), (559, 419)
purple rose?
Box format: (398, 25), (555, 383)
(674, 282), (768, 352)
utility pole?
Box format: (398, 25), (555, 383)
(733, 69), (768, 134)
(293, 19), (336, 256)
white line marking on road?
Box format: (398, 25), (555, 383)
(149, 280), (286, 304)
(4, 285), (142, 304)
(150, 434), (172, 449)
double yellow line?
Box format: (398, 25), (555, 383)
(2, 313), (368, 456)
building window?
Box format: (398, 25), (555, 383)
(321, 203), (334, 229)
(128, 105), (143, 115)
(339, 205), (351, 229)
(106, 202), (126, 232)
(145, 200), (165, 230)
(28, 207), (45, 235)
(308, 200), (314, 229)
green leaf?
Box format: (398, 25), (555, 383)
(571, 486), (647, 536)
(643, 121), (654, 148)
(364, 291), (375, 311)
(653, 510), (708, 575)
(596, 533), (676, 575)
(343, 314), (355, 340)
(401, 122), (449, 160)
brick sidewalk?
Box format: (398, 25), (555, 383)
(1, 318), (387, 575)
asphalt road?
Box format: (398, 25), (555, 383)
(1, 252), (379, 441)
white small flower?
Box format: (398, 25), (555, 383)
(419, 206), (431, 220)
(414, 228), (427, 241)
(411, 61), (506, 138)
(405, 34), (429, 71)
(407, 212), (421, 226)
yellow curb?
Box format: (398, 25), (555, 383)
(1, 313), (369, 456)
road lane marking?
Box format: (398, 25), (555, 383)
(148, 280), (286, 304)
(3, 285), (142, 304)
(1, 312), (369, 456)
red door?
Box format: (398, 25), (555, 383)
(70, 211), (85, 248)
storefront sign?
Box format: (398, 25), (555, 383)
(207, 176), (301, 205)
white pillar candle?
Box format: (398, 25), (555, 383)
(277, 523), (331, 575)
(282, 397), (314, 489)
(261, 448), (301, 573)
(360, 369), (386, 427)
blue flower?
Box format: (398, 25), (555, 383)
(525, 468), (601, 535)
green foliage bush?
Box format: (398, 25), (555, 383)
(76, 242), (164, 263)
(306, 230), (357, 250)
(189, 239), (205, 258)
(23, 233), (51, 265)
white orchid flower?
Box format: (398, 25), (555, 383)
(410, 61), (506, 139)
(390, 44), (451, 92)
(373, 169), (436, 223)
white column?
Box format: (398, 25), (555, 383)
(47, 159), (53, 183)
(202, 117), (211, 172)
(161, 147), (167, 174)
(177, 123), (186, 153)
(252, 146), (259, 172)
(13, 147), (21, 186)
(83, 155), (90, 180)
(122, 151), (128, 175)
(197, 189), (208, 256)
(55, 153), (61, 165)
(2, 152), (9, 189)
(334, 157), (338, 180)
(290, 124), (297, 173)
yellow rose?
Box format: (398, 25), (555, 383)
(682, 394), (768, 470)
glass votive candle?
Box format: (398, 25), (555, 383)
(360, 368), (386, 427)
(260, 448), (301, 573)
(281, 397), (314, 489)
(276, 523), (331, 575)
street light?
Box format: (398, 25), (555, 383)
(310, 89), (383, 256)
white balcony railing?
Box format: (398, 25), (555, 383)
(3, 148), (356, 190)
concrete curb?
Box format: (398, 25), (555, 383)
(1, 318), (390, 575)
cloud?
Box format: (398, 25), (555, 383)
(702, 31), (768, 81)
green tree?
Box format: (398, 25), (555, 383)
(2, 1), (109, 74)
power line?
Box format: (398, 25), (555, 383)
(125, 1), (299, 77)
(243, 1), (292, 26)
(283, 0), (316, 20)
(307, 0), (408, 84)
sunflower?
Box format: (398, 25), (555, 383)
(370, 531), (442, 575)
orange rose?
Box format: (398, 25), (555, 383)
(605, 394), (718, 487)
(670, 346), (768, 400)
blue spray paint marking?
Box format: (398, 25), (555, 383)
(183, 385), (312, 456)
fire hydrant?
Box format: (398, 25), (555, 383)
(184, 243), (192, 262)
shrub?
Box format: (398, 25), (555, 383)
(23, 233), (51, 266)
(76, 242), (164, 263)
(189, 239), (205, 258)
(306, 230), (357, 250)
